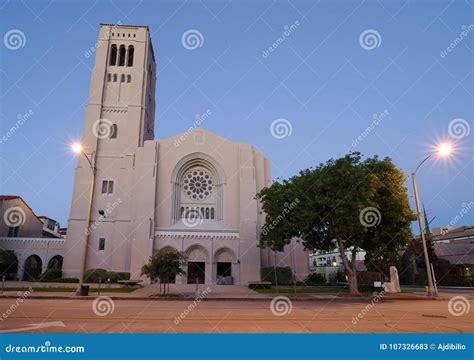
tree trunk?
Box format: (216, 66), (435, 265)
(335, 237), (360, 295)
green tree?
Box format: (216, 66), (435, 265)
(257, 152), (415, 294)
(141, 248), (187, 295)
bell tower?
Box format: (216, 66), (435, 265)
(63, 24), (156, 278)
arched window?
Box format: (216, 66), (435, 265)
(211, 208), (215, 219)
(127, 74), (131, 83)
(107, 73), (111, 82)
(120, 74), (125, 82)
(109, 45), (117, 66)
(110, 124), (117, 139)
(127, 46), (134, 66)
(205, 208), (210, 219)
(113, 74), (117, 82)
(118, 45), (126, 66)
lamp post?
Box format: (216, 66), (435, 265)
(412, 143), (452, 297)
(71, 143), (96, 296)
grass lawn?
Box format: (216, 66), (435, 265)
(254, 286), (350, 294)
(2, 287), (138, 293)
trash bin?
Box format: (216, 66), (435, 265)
(80, 285), (89, 296)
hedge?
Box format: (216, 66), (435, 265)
(84, 268), (130, 283)
(261, 266), (293, 285)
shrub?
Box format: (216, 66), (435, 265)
(39, 268), (62, 282)
(357, 271), (383, 286)
(261, 266), (293, 285)
(84, 268), (107, 283)
(48, 278), (79, 283)
(84, 269), (130, 283)
(302, 272), (327, 286)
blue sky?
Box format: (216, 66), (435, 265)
(0, 0), (472, 230)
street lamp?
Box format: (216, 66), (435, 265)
(71, 143), (96, 296)
(412, 142), (452, 297)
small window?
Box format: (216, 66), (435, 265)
(110, 45), (117, 66)
(133, 34), (136, 38)
(101, 180), (114, 194)
(211, 208), (215, 220)
(127, 46), (134, 66)
(127, 75), (131, 83)
(99, 237), (106, 251)
(110, 124), (117, 139)
(205, 208), (209, 219)
(120, 74), (125, 82)
(107, 73), (111, 82)
(8, 226), (19, 237)
(113, 74), (117, 82)
(118, 45), (126, 66)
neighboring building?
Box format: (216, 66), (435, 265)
(0, 195), (64, 280)
(62, 24), (309, 285)
(309, 248), (366, 283)
(401, 226), (473, 286)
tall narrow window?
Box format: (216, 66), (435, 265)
(113, 74), (117, 82)
(211, 208), (215, 220)
(101, 180), (114, 194)
(107, 73), (111, 82)
(110, 124), (117, 139)
(127, 74), (131, 83)
(98, 237), (106, 251)
(118, 45), (126, 66)
(120, 74), (125, 82)
(8, 226), (19, 237)
(109, 45), (117, 66)
(127, 46), (134, 66)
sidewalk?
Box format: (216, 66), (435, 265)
(0, 283), (455, 301)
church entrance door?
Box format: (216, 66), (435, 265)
(187, 262), (205, 284)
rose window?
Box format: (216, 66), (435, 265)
(183, 169), (213, 200)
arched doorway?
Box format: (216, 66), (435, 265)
(23, 255), (42, 281)
(47, 255), (63, 270)
(214, 248), (235, 285)
(186, 245), (207, 284)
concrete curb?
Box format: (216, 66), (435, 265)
(0, 295), (439, 301)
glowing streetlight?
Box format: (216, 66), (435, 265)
(412, 141), (453, 297)
(70, 142), (96, 296)
(71, 142), (83, 154)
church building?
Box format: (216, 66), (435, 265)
(62, 24), (309, 285)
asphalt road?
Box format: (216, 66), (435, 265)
(0, 298), (472, 333)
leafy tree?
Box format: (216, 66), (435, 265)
(0, 249), (18, 280)
(257, 152), (415, 294)
(141, 248), (187, 295)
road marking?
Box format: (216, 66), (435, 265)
(0, 321), (65, 333)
